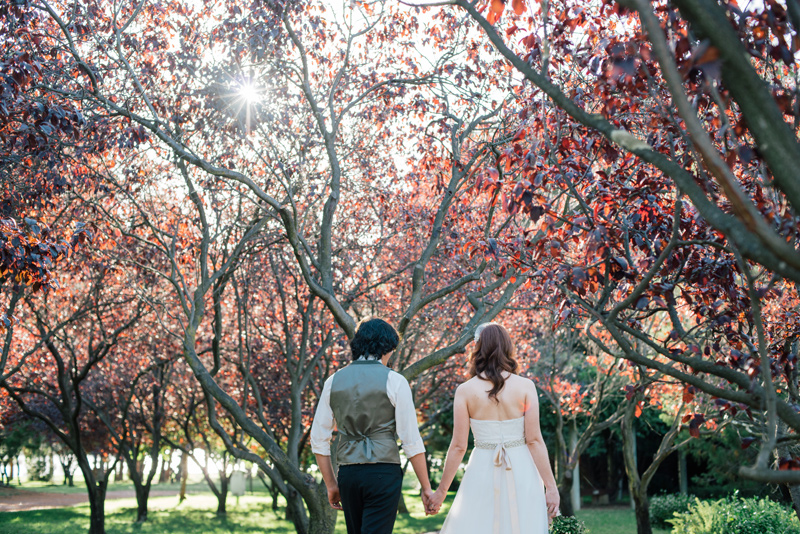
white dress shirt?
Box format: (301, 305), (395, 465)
(310, 367), (426, 460)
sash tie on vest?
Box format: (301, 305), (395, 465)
(339, 428), (397, 462)
(475, 438), (525, 534)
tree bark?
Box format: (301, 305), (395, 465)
(179, 451), (188, 503)
(621, 401), (652, 534)
(570, 424), (581, 512)
(124, 449), (158, 523)
(307, 480), (338, 534)
(620, 395), (683, 534)
(632, 490), (653, 534)
(77, 454), (107, 534)
(678, 449), (688, 496)
(216, 470), (228, 516)
(558, 469), (575, 517)
(134, 483), (150, 523)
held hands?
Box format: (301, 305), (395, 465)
(327, 485), (343, 511)
(421, 487), (435, 515)
(424, 488), (446, 515)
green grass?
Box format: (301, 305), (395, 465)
(0, 494), (282, 534)
(0, 488), (670, 534)
(576, 506), (670, 534)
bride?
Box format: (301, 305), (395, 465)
(426, 323), (560, 533)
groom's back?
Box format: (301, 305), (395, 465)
(329, 361), (401, 465)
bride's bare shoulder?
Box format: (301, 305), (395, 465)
(459, 376), (479, 389)
(507, 373), (536, 390)
(457, 376), (484, 393)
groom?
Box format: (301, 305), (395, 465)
(311, 318), (433, 534)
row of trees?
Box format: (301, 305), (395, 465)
(3, 0), (800, 533)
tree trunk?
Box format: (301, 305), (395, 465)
(678, 449), (688, 495)
(570, 424), (581, 512)
(621, 400), (652, 534)
(77, 455), (107, 534)
(135, 483), (150, 523)
(88, 490), (106, 534)
(558, 469), (575, 517)
(267, 478), (280, 511)
(124, 452), (154, 523)
(306, 480), (338, 534)
(633, 490), (652, 534)
(776, 426), (800, 520)
(785, 483), (800, 522)
(397, 492), (409, 514)
(216, 471), (228, 516)
(179, 452), (188, 503)
(61, 457), (75, 487)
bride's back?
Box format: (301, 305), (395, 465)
(461, 322), (531, 421)
(462, 373), (529, 421)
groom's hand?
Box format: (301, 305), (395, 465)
(327, 485), (343, 510)
(425, 488), (445, 515)
(421, 488), (435, 515)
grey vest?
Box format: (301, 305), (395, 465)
(330, 360), (401, 465)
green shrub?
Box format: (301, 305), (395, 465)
(650, 493), (695, 529)
(670, 494), (800, 534)
(550, 515), (589, 534)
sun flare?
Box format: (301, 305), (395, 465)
(238, 82), (260, 105)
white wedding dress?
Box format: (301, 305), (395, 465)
(439, 417), (548, 534)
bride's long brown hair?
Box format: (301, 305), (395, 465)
(469, 323), (519, 401)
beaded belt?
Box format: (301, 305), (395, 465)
(474, 438), (526, 450)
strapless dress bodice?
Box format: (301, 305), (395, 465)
(469, 416), (525, 444)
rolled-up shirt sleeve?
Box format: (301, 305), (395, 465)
(387, 371), (426, 458)
(310, 376), (336, 456)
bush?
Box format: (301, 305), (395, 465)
(670, 494), (800, 534)
(550, 515), (589, 534)
(650, 493), (695, 529)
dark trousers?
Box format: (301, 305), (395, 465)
(338, 463), (403, 534)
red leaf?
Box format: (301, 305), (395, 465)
(491, 0), (506, 14)
(741, 437), (756, 450)
(488, 0), (505, 23)
(512, 0), (525, 16)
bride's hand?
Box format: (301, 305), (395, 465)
(545, 485), (560, 520)
(426, 488), (446, 515)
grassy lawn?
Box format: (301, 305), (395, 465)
(0, 488), (670, 534)
(576, 507), (670, 534)
(0, 490), (448, 534)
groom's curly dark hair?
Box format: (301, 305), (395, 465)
(350, 318), (400, 360)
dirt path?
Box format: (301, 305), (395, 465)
(0, 486), (177, 512)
